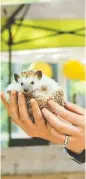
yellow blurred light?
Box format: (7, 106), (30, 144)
(29, 61), (53, 78)
(63, 60), (86, 81)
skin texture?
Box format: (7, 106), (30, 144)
(1, 91), (86, 154)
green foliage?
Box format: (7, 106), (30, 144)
(70, 81), (85, 95)
(68, 80), (85, 102)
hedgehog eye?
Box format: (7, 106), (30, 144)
(31, 81), (34, 85)
(21, 82), (23, 86)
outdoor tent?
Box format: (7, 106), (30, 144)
(1, 0), (85, 51)
(1, 0), (85, 146)
(1, 0), (85, 80)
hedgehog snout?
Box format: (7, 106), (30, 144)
(24, 88), (28, 92)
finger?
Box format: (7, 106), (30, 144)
(47, 123), (65, 144)
(1, 92), (11, 116)
(10, 91), (27, 130)
(1, 92), (35, 137)
(10, 91), (20, 120)
(31, 99), (45, 125)
(42, 108), (80, 136)
(1, 91), (26, 131)
(18, 92), (35, 129)
(63, 136), (83, 154)
(48, 100), (82, 126)
(9, 91), (26, 129)
(31, 99), (48, 135)
(64, 102), (85, 115)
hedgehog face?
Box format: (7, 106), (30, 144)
(14, 71), (43, 94)
(19, 77), (40, 93)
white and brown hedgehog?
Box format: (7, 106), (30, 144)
(5, 69), (64, 122)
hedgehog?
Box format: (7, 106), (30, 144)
(5, 69), (65, 122)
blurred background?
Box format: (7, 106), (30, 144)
(1, 0), (85, 179)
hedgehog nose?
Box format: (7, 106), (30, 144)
(24, 88), (28, 92)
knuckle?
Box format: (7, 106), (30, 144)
(10, 106), (14, 113)
(18, 96), (23, 104)
(36, 112), (41, 119)
(18, 99), (22, 105)
(32, 106), (38, 112)
(78, 117), (85, 128)
(48, 126), (53, 133)
(81, 118), (85, 127)
(20, 118), (26, 124)
(78, 129), (84, 137)
(18, 103), (22, 109)
(58, 125), (63, 132)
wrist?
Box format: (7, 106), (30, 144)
(67, 145), (85, 154)
(64, 148), (85, 164)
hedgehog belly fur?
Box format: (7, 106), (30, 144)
(24, 89), (64, 122)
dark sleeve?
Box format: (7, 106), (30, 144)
(65, 148), (85, 164)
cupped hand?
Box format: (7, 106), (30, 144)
(42, 100), (86, 153)
(1, 91), (65, 144)
(1, 91), (85, 154)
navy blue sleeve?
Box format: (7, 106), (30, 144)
(65, 148), (85, 164)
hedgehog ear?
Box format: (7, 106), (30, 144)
(14, 73), (19, 82)
(35, 70), (42, 80)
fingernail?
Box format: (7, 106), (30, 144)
(48, 100), (52, 104)
(47, 101), (52, 106)
(30, 98), (35, 103)
(11, 90), (16, 95)
(18, 92), (22, 96)
(18, 93), (22, 104)
(42, 108), (47, 113)
(18, 93), (22, 101)
(64, 101), (68, 106)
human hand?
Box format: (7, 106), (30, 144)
(42, 100), (86, 154)
(1, 91), (66, 144)
(1, 91), (85, 153)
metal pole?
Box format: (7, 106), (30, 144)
(8, 25), (12, 146)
